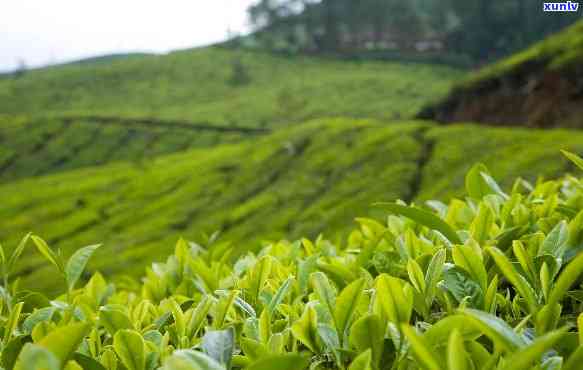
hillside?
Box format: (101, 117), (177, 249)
(0, 114), (264, 182)
(2, 118), (582, 293)
(418, 20), (583, 128)
(0, 48), (462, 126)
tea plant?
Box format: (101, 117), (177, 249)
(1, 151), (583, 369)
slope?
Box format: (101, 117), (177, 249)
(0, 114), (265, 182)
(1, 118), (582, 294)
(418, 20), (583, 128)
(0, 48), (462, 127)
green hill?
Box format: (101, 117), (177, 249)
(419, 20), (583, 128)
(0, 115), (264, 182)
(2, 118), (581, 293)
(0, 48), (462, 126)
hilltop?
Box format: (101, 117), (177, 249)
(418, 20), (583, 128)
(0, 48), (461, 127)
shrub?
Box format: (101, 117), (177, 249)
(1, 151), (583, 369)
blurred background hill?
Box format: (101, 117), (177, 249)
(1, 0), (582, 292)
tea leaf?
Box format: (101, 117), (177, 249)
(350, 314), (384, 368)
(548, 250), (583, 307)
(38, 322), (91, 366)
(31, 236), (64, 274)
(401, 325), (443, 370)
(201, 327), (234, 369)
(500, 327), (568, 370)
(113, 329), (145, 370)
(374, 203), (461, 244)
(348, 349), (372, 370)
(487, 247), (538, 314)
(163, 350), (224, 370)
(334, 278), (365, 345)
(447, 329), (468, 370)
(17, 344), (60, 370)
(245, 354), (310, 370)
(561, 150), (583, 171)
(459, 309), (525, 352)
(65, 244), (101, 292)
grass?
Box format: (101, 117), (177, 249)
(0, 48), (463, 126)
(1, 118), (582, 294)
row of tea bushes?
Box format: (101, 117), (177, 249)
(1, 151), (583, 369)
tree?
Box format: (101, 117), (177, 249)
(13, 59), (27, 79)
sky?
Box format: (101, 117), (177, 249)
(0, 0), (256, 72)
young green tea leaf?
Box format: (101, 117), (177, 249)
(65, 244), (101, 292)
(37, 322), (91, 366)
(291, 305), (319, 353)
(348, 349), (373, 370)
(401, 325), (443, 370)
(374, 203), (461, 244)
(349, 314), (384, 368)
(561, 150), (583, 171)
(376, 274), (413, 324)
(201, 328), (234, 369)
(245, 354), (309, 370)
(113, 329), (146, 370)
(162, 350), (224, 370)
(31, 236), (64, 274)
(16, 344), (60, 370)
(547, 250), (583, 307)
(487, 247), (538, 314)
(459, 309), (526, 352)
(334, 278), (365, 346)
(447, 329), (468, 370)
(499, 327), (568, 370)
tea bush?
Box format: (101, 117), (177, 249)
(1, 151), (583, 370)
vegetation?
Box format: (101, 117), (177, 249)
(464, 20), (583, 87)
(417, 20), (583, 129)
(1, 119), (582, 294)
(0, 48), (462, 126)
(1, 151), (583, 369)
(0, 115), (259, 182)
(246, 0), (579, 62)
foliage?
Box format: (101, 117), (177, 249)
(463, 20), (583, 87)
(1, 119), (582, 293)
(0, 48), (461, 126)
(246, 0), (580, 62)
(0, 115), (249, 182)
(1, 152), (583, 369)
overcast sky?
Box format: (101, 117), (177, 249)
(0, 0), (256, 72)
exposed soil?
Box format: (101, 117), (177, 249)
(418, 62), (583, 128)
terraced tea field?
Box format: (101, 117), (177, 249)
(0, 115), (264, 181)
(2, 118), (582, 293)
(0, 48), (463, 126)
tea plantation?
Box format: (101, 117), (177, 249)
(2, 25), (583, 369)
(0, 115), (262, 182)
(0, 48), (462, 126)
(1, 119), (582, 294)
(1, 153), (583, 370)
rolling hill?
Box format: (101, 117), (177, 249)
(2, 36), (583, 294)
(0, 48), (462, 126)
(419, 20), (583, 128)
(0, 114), (264, 182)
(2, 118), (582, 293)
